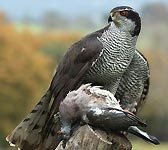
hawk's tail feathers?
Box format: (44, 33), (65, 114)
(6, 89), (52, 150)
(127, 126), (160, 145)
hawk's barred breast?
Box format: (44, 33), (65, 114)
(84, 22), (137, 94)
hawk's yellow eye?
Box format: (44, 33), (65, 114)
(120, 11), (127, 16)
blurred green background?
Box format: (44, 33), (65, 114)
(0, 0), (168, 149)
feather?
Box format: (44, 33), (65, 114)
(127, 126), (160, 145)
(6, 90), (52, 149)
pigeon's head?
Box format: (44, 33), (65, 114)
(108, 6), (141, 36)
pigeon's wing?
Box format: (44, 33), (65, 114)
(85, 108), (146, 131)
(115, 50), (150, 113)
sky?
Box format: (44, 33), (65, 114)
(0, 0), (167, 20)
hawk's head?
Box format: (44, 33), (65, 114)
(108, 6), (141, 36)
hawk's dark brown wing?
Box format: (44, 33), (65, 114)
(42, 25), (111, 145)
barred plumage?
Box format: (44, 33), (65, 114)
(115, 50), (150, 113)
(85, 22), (137, 94)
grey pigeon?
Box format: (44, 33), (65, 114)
(59, 84), (159, 145)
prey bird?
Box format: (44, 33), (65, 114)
(58, 84), (159, 145)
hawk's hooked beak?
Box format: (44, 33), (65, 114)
(108, 12), (117, 23)
(108, 15), (113, 23)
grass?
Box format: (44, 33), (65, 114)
(132, 140), (168, 150)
